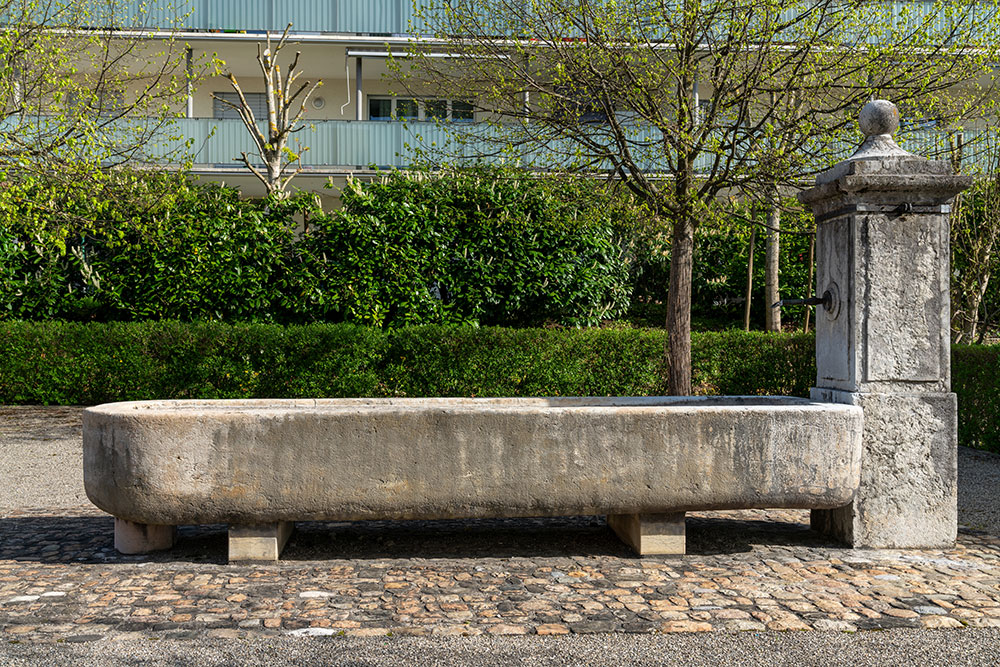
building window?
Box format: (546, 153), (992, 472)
(368, 97), (475, 122)
(213, 92), (268, 120)
(425, 99), (448, 121)
(396, 98), (419, 120)
(368, 97), (393, 121)
(452, 101), (475, 122)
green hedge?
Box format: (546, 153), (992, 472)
(0, 321), (813, 405)
(0, 169), (824, 331)
(0, 169), (654, 328)
(953, 344), (1000, 452)
(295, 172), (652, 328)
(2, 322), (993, 452)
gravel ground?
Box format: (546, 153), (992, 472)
(1, 631), (1000, 666)
(2, 406), (1000, 666)
(0, 407), (87, 511)
(959, 447), (1000, 535)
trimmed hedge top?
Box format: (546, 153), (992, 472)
(3, 322), (993, 451)
(0, 321), (814, 405)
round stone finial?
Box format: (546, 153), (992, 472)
(859, 99), (900, 137)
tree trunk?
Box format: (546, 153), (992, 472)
(666, 211), (695, 396)
(744, 227), (756, 331)
(964, 269), (990, 342)
(764, 193), (781, 332)
(804, 231), (815, 333)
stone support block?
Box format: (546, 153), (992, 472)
(810, 388), (957, 548)
(228, 522), (294, 562)
(608, 512), (686, 555)
(114, 518), (176, 554)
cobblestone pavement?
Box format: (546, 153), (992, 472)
(3, 409), (1000, 644)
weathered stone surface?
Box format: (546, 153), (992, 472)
(858, 99), (900, 137)
(228, 522), (294, 562)
(800, 157), (971, 214)
(809, 208), (953, 395)
(920, 615), (965, 629)
(83, 397), (862, 529)
(801, 102), (968, 551)
(810, 390), (957, 549)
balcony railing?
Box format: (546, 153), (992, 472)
(153, 118), (983, 175)
(100, 1), (998, 42)
(114, 0), (431, 35)
(163, 119), (479, 169)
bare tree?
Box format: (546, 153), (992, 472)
(399, 0), (1000, 394)
(214, 24), (322, 196)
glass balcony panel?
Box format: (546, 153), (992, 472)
(141, 119), (986, 176)
(106, 0), (430, 34)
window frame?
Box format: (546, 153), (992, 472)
(367, 96), (475, 122)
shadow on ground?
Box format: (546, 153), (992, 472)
(0, 513), (844, 565)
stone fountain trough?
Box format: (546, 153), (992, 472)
(81, 101), (972, 560)
(84, 396), (862, 561)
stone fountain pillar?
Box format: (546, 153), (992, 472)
(800, 100), (972, 548)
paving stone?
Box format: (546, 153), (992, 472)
(486, 624), (529, 635)
(569, 619), (620, 634)
(720, 619), (767, 632)
(914, 605), (950, 615)
(660, 620), (714, 633)
(811, 619), (858, 632)
(920, 615), (966, 629)
(766, 618), (812, 631)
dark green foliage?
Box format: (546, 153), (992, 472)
(0, 321), (387, 405)
(296, 170), (646, 327)
(952, 344), (1000, 453)
(0, 169), (649, 328)
(692, 330), (816, 397)
(951, 182), (1000, 341)
(694, 209), (816, 325)
(97, 191), (305, 323)
(0, 321), (808, 405)
(628, 201), (817, 329)
(0, 173), (303, 323)
(380, 325), (670, 397)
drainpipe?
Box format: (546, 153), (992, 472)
(185, 47), (194, 118)
(692, 75), (699, 125)
(356, 57), (363, 121)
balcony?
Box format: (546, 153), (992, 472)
(105, 1), (995, 42)
(156, 118), (981, 175)
(158, 118), (731, 173)
(164, 119), (483, 171)
(115, 0), (432, 35)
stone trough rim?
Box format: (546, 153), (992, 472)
(84, 395), (850, 416)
